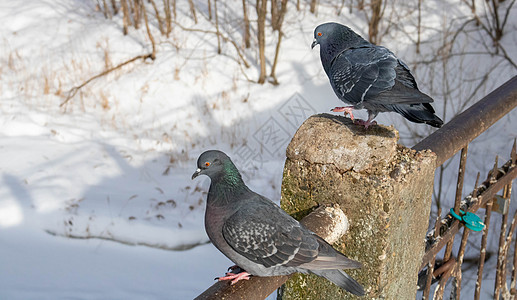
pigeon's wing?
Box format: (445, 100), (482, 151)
(396, 59), (419, 90)
(329, 46), (431, 105)
(222, 200), (320, 268)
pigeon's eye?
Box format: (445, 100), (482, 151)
(317, 32), (322, 37)
(205, 162), (211, 167)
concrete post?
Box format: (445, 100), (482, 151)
(280, 114), (436, 299)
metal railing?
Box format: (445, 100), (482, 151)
(195, 76), (517, 299)
(413, 75), (517, 299)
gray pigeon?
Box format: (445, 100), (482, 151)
(312, 22), (443, 128)
(192, 150), (365, 296)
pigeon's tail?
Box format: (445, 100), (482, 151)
(390, 103), (443, 128)
(311, 269), (365, 296)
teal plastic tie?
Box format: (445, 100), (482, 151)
(450, 208), (485, 232)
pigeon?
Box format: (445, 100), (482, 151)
(192, 150), (365, 296)
(311, 22), (443, 128)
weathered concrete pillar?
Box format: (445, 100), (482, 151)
(280, 114), (436, 299)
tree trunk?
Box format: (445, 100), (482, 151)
(101, 0), (111, 18)
(269, 0), (288, 85)
(271, 0), (279, 30)
(208, 0), (212, 20)
(310, 0), (317, 14)
(269, 31), (283, 85)
(142, 0), (156, 60)
(416, 0), (421, 53)
(111, 0), (118, 14)
(149, 0), (164, 35)
(132, 0), (141, 29)
(162, 0), (172, 36)
(214, 0), (221, 54)
(172, 0), (176, 20)
(188, 0), (198, 23)
(121, 0), (130, 35)
(368, 0), (383, 44)
(242, 0), (251, 48)
(256, 0), (267, 84)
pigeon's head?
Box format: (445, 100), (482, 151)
(311, 22), (365, 49)
(192, 150), (231, 180)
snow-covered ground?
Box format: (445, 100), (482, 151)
(1, 0), (516, 299)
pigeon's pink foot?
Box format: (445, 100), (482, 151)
(216, 271), (252, 285)
(354, 119), (377, 129)
(330, 106), (355, 120)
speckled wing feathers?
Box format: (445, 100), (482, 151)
(222, 201), (319, 268)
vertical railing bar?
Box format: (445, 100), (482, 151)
(506, 141), (516, 299)
(452, 171), (480, 299)
(475, 196), (492, 300)
(511, 221), (517, 299)
(452, 225), (470, 299)
(502, 183), (515, 297)
(454, 146), (469, 212)
(423, 209), (442, 300)
(495, 183), (510, 299)
(436, 146), (468, 300)
(444, 146), (469, 260)
(504, 211), (517, 297)
(509, 140), (517, 299)
(423, 261), (435, 300)
(501, 139), (517, 299)
(433, 260), (455, 300)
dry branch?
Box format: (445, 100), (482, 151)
(60, 53), (153, 107)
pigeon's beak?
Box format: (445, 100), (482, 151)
(311, 39), (318, 49)
(191, 168), (202, 180)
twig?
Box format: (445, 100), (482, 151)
(60, 53), (153, 107)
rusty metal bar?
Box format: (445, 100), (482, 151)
(504, 208), (517, 297)
(443, 146), (469, 267)
(496, 183), (515, 298)
(495, 185), (512, 298)
(195, 275), (288, 300)
(454, 146), (468, 210)
(422, 261), (434, 300)
(413, 75), (517, 167)
(452, 226), (471, 299)
(446, 147), (468, 256)
(512, 142), (517, 297)
(475, 199), (494, 300)
(420, 158), (517, 270)
(434, 259), (455, 300)
(511, 215), (517, 297)
(423, 210), (443, 299)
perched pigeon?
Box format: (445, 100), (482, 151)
(312, 22), (443, 128)
(192, 150), (365, 296)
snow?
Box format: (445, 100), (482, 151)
(0, 0), (516, 299)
